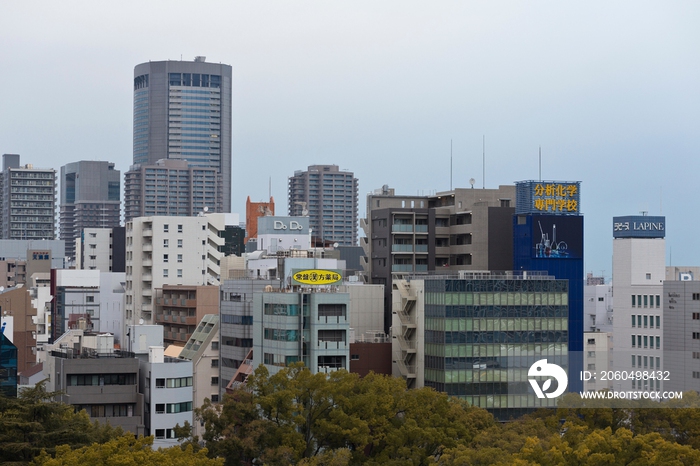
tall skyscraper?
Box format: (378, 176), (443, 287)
(288, 165), (358, 246)
(0, 154), (56, 240)
(129, 57), (232, 216)
(59, 160), (121, 260)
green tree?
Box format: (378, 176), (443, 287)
(197, 364), (494, 465)
(0, 380), (121, 465)
(32, 434), (223, 466)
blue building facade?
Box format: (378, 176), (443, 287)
(513, 181), (584, 392)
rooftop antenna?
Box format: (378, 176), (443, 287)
(450, 139), (453, 191)
(482, 135), (485, 189)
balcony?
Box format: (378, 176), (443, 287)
(391, 224), (413, 233)
(391, 265), (413, 273)
(142, 244), (153, 252)
(142, 229), (153, 237)
(392, 244), (413, 253)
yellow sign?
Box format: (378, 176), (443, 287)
(533, 183), (578, 213)
(293, 269), (342, 285)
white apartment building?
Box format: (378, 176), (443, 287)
(125, 215), (224, 330)
(75, 228), (114, 271)
(611, 215), (665, 392)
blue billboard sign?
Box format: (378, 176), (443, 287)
(516, 181), (581, 216)
(613, 216), (665, 238)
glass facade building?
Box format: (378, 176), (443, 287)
(393, 274), (568, 420)
(129, 58), (232, 217)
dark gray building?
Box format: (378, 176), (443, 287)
(288, 165), (358, 247)
(129, 57), (232, 216)
(0, 154), (56, 240)
(60, 161), (121, 260)
(362, 185), (516, 332)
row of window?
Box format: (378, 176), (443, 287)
(631, 335), (661, 349)
(68, 373), (136, 386)
(631, 294), (660, 308)
(155, 376), (192, 389)
(631, 355), (660, 369)
(76, 404), (135, 418)
(631, 315), (660, 328)
(632, 378), (660, 390)
(155, 401), (192, 414)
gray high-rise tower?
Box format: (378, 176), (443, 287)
(288, 165), (358, 246)
(127, 56), (232, 219)
(59, 160), (121, 260)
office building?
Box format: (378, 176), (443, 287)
(611, 215), (665, 392)
(663, 276), (700, 393)
(59, 161), (120, 260)
(362, 185), (516, 333)
(392, 272), (568, 420)
(512, 180), (584, 392)
(288, 165), (358, 246)
(0, 154), (56, 240)
(124, 214), (224, 329)
(45, 331), (145, 435)
(130, 57), (232, 216)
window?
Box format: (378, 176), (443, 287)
(632, 295), (636, 307)
(211, 359), (219, 368)
(656, 316), (661, 328)
(656, 295), (660, 308)
(693, 293), (700, 301)
(211, 341), (219, 350)
(211, 394), (220, 403)
(643, 315), (648, 328)
(86, 296), (95, 303)
(598, 297), (604, 302)
(643, 295), (648, 307)
(694, 313), (700, 320)
(638, 335), (642, 347)
(693, 332), (700, 340)
(656, 336), (660, 349)
(693, 352), (700, 359)
(163, 224), (169, 232)
(211, 377), (219, 386)
(646, 273), (651, 280)
(155, 378), (165, 388)
(163, 269), (169, 278)
(632, 335), (636, 347)
(155, 404), (165, 414)
(178, 224), (183, 233)
(587, 338), (595, 345)
(643, 336), (648, 348)
(351, 354), (360, 360)
(632, 355), (636, 367)
(632, 315), (636, 327)
(177, 254), (183, 263)
(164, 239), (169, 248)
(694, 372), (700, 379)
(163, 254), (169, 263)
(177, 269), (182, 278)
(178, 239), (183, 248)
(155, 429), (165, 439)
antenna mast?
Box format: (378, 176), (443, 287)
(450, 139), (453, 191)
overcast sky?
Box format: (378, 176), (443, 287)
(1, 1), (698, 281)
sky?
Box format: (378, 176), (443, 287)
(1, 1), (699, 281)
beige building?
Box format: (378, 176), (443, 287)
(155, 285), (219, 347)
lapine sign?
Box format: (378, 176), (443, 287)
(613, 216), (665, 239)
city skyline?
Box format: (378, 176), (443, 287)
(1, 2), (699, 280)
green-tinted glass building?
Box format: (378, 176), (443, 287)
(393, 272), (568, 420)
